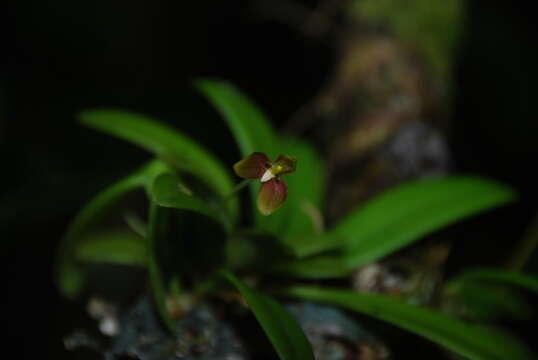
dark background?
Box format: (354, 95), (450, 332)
(3, 1), (537, 358)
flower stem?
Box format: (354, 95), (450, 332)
(223, 179), (253, 203)
(214, 179), (253, 230)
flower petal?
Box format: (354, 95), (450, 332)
(233, 152), (270, 179)
(273, 155), (297, 176)
(260, 169), (275, 183)
(257, 178), (288, 215)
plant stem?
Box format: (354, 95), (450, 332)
(223, 179), (253, 203)
(214, 179), (253, 230)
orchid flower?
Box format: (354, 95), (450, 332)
(233, 152), (297, 215)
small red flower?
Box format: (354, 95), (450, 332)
(233, 152), (297, 215)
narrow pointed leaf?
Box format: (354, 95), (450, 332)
(222, 271), (314, 360)
(76, 231), (146, 266)
(286, 286), (531, 360)
(79, 109), (237, 219)
(333, 176), (516, 269)
(195, 79), (277, 158)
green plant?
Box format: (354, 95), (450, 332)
(56, 79), (536, 359)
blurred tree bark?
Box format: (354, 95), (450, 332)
(265, 0), (464, 222)
(259, 0), (463, 306)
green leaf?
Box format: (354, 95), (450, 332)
(447, 268), (538, 294)
(194, 79), (277, 158)
(79, 109), (238, 219)
(56, 160), (167, 298)
(286, 286), (531, 360)
(284, 233), (345, 259)
(148, 201), (176, 334)
(75, 230), (146, 266)
(226, 232), (293, 271)
(273, 254), (350, 279)
(445, 281), (534, 322)
(151, 173), (222, 223)
(333, 176), (516, 269)
(222, 271), (314, 360)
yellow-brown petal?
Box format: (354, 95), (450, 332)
(233, 152), (270, 179)
(272, 155), (297, 176)
(257, 178), (288, 215)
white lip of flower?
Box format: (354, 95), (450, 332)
(261, 169), (276, 182)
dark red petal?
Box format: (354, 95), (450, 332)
(273, 155), (297, 175)
(257, 178), (288, 215)
(233, 152), (270, 179)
